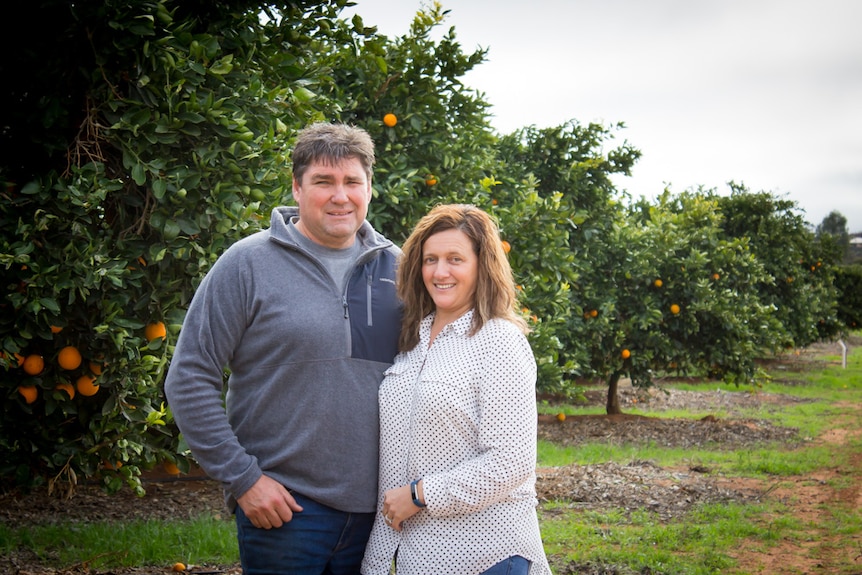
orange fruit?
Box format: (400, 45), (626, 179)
(50, 325), (63, 334)
(163, 460), (181, 475)
(172, 562), (186, 572)
(58, 346), (82, 370)
(712, 273), (720, 280)
(653, 278), (663, 288)
(76, 374), (99, 397)
(145, 321), (167, 342)
(425, 175), (437, 186)
(621, 349), (631, 359)
(501, 240), (511, 254)
(491, 198), (498, 205)
(23, 354), (45, 375)
(590, 309), (598, 318)
(383, 113), (397, 127)
(89, 362), (103, 376)
(103, 460), (123, 471)
(670, 304), (681, 315)
(18, 385), (38, 404)
(14, 353), (25, 367)
(556, 412), (566, 422)
(55, 382), (75, 399)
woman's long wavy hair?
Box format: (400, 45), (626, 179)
(397, 204), (528, 352)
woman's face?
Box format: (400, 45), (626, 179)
(421, 228), (478, 321)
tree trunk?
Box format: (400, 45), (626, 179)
(606, 371), (622, 415)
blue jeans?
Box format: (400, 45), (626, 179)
(480, 555), (531, 575)
(235, 491), (375, 575)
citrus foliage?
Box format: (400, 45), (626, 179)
(494, 121), (642, 392)
(327, 1), (498, 240)
(714, 184), (841, 348)
(834, 265), (862, 329)
(0, 0), (359, 493)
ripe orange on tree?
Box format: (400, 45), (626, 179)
(425, 175), (438, 186)
(621, 348), (631, 359)
(670, 304), (681, 315)
(653, 278), (663, 288)
(163, 460), (182, 475)
(23, 354), (45, 375)
(76, 374), (100, 397)
(501, 240), (511, 254)
(17, 385), (38, 404)
(383, 113), (397, 127)
(590, 309), (598, 318)
(145, 321), (167, 342)
(89, 361), (103, 376)
(50, 325), (63, 334)
(58, 346), (83, 370)
(55, 382), (75, 399)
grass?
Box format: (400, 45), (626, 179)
(0, 515), (237, 571)
(540, 501), (777, 574)
(2, 342), (859, 573)
(538, 439), (842, 478)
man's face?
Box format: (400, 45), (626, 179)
(292, 157), (372, 249)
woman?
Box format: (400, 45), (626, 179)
(362, 204), (552, 575)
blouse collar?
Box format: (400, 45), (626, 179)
(421, 309), (475, 342)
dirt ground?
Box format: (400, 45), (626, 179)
(1, 342), (859, 575)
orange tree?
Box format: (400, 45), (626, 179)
(576, 191), (783, 413)
(324, 1), (498, 240)
(494, 121), (642, 394)
(0, 0), (363, 493)
(713, 184), (841, 348)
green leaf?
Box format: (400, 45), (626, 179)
(39, 298), (61, 313)
(162, 220), (181, 241)
(131, 164), (146, 186)
(209, 56), (234, 75)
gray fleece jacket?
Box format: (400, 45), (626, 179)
(164, 206), (401, 513)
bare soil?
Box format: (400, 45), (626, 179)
(2, 342), (860, 575)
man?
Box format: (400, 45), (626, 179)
(164, 122), (401, 574)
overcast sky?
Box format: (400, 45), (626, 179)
(343, 0), (862, 233)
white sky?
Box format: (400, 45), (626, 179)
(343, 0), (862, 233)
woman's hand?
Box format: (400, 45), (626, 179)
(380, 483), (423, 531)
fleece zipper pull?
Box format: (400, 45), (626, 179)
(366, 273), (374, 327)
